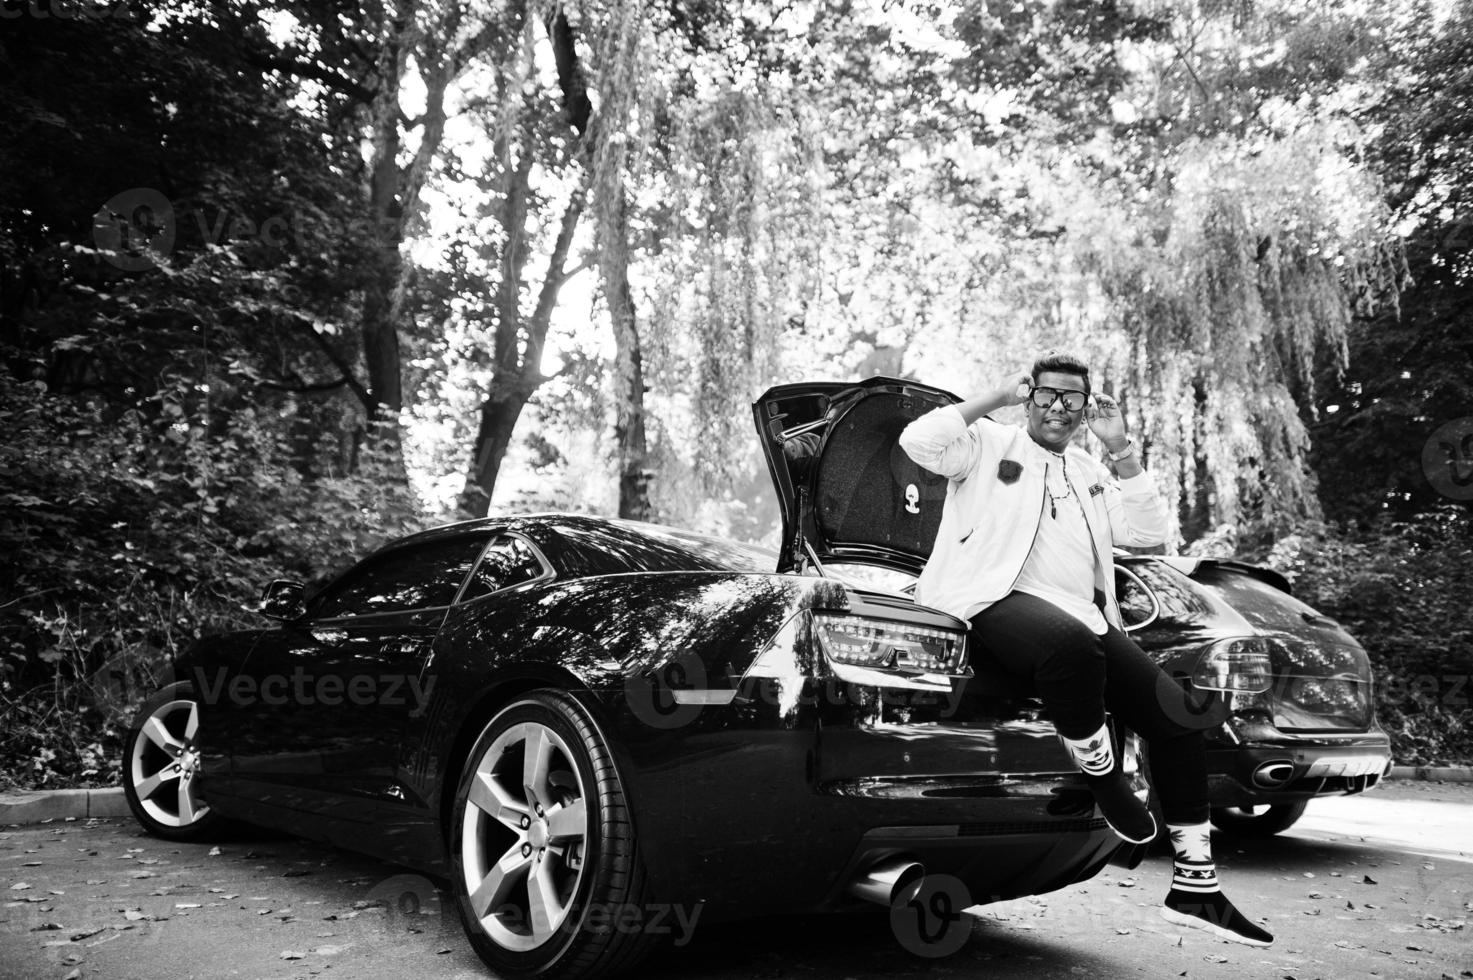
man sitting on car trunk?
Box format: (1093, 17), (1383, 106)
(899, 349), (1273, 948)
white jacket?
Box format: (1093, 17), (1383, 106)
(898, 405), (1171, 629)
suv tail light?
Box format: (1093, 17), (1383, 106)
(812, 614), (967, 675)
(1193, 637), (1272, 693)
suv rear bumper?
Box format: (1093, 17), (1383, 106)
(1204, 732), (1392, 807)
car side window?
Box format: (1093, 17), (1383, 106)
(1121, 561), (1216, 623)
(459, 535), (548, 601)
(311, 537), (488, 619)
(1116, 567), (1157, 626)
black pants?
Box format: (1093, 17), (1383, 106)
(969, 591), (1211, 826)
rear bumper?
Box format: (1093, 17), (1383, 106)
(621, 727), (1125, 923)
(828, 818), (1120, 912)
(668, 778), (1123, 922)
(1205, 727), (1393, 807)
(609, 670), (1134, 922)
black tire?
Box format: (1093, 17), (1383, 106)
(450, 691), (658, 980)
(1208, 799), (1310, 837)
(122, 682), (225, 842)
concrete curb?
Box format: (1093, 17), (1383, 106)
(0, 787), (128, 825)
(2, 767), (1470, 826)
(1388, 765), (1473, 782)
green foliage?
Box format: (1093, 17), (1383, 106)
(0, 369), (422, 790)
(4, 0), (1473, 784)
(1308, 0), (1473, 523)
(1262, 508), (1473, 765)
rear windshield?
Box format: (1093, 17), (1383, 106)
(554, 521), (777, 575)
(1192, 566), (1324, 631)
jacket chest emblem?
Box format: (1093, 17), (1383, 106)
(997, 459), (1022, 484)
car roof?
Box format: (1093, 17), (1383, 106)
(384, 513), (777, 571)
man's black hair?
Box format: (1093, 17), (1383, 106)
(1030, 349), (1091, 393)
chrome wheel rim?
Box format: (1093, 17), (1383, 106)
(129, 698), (210, 828)
(461, 717), (590, 951)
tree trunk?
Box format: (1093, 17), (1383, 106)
(1182, 378), (1216, 542)
(458, 392), (528, 516)
(354, 7), (413, 473)
(456, 171), (588, 518)
(454, 10), (592, 519)
(600, 180), (651, 520)
(357, 0), (457, 476)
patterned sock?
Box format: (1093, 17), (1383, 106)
(1167, 821), (1218, 893)
(1059, 725), (1156, 844)
(1161, 822), (1274, 946)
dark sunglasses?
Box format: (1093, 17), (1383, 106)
(1028, 386), (1088, 412)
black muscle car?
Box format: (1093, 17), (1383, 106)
(123, 377), (1137, 980)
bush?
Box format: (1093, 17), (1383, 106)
(0, 371), (424, 790)
(1262, 508), (1473, 766)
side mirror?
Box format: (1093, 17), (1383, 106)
(256, 579), (307, 622)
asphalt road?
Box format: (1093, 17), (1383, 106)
(2, 780), (1469, 980)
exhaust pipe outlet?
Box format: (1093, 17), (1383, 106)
(1251, 760), (1296, 789)
(848, 858), (925, 907)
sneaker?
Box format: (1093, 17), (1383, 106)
(1160, 888), (1274, 947)
(1083, 772), (1157, 844)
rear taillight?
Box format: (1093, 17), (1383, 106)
(812, 614), (967, 675)
(1192, 637), (1272, 693)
